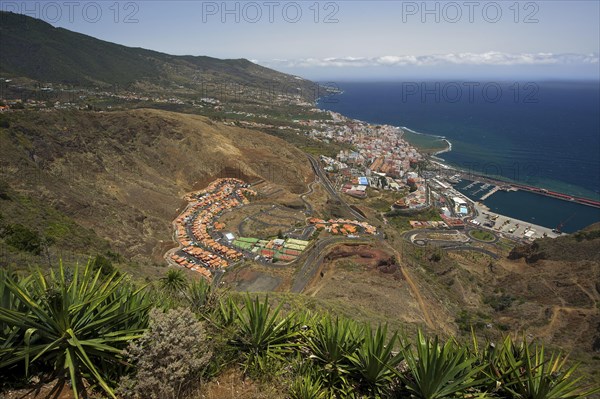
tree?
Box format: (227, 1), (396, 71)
(429, 252), (442, 262)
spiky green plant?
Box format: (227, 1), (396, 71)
(305, 316), (363, 392)
(347, 324), (405, 397)
(159, 269), (188, 294)
(289, 372), (329, 399)
(500, 337), (600, 399)
(230, 295), (299, 373)
(470, 332), (525, 394)
(211, 296), (238, 329)
(0, 261), (152, 399)
(400, 330), (484, 399)
(185, 277), (216, 313)
(0, 269), (29, 358)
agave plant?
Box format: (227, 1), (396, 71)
(305, 316), (363, 392)
(230, 295), (299, 373)
(0, 261), (152, 399)
(185, 277), (217, 313)
(347, 324), (405, 397)
(0, 269), (29, 355)
(469, 332), (525, 394)
(210, 295), (239, 329)
(159, 269), (188, 294)
(499, 336), (600, 399)
(289, 372), (329, 399)
(400, 330), (484, 399)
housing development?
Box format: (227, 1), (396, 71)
(168, 177), (379, 279)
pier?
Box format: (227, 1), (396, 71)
(480, 186), (500, 200)
(511, 184), (600, 209)
(430, 159), (600, 210)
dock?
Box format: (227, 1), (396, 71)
(480, 186), (500, 200)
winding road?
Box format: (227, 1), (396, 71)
(402, 228), (500, 259)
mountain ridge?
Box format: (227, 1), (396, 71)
(0, 11), (318, 102)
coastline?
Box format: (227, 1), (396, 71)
(399, 126), (452, 155)
(314, 97), (600, 232)
(433, 139), (452, 157)
(336, 110), (599, 203)
(315, 82), (600, 203)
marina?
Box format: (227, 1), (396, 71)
(453, 179), (600, 233)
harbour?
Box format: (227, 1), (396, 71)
(452, 178), (600, 234)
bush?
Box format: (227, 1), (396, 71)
(0, 180), (10, 199)
(230, 295), (300, 375)
(574, 230), (600, 241)
(484, 294), (515, 312)
(3, 224), (42, 254)
(90, 254), (116, 276)
(429, 253), (442, 262)
(118, 307), (213, 399)
(0, 115), (10, 128)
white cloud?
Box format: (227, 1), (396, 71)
(258, 52), (599, 68)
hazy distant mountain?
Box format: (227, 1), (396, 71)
(0, 11), (317, 100)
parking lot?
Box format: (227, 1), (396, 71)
(472, 203), (560, 240)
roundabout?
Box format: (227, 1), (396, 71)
(467, 228), (499, 243)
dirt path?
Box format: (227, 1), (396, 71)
(391, 247), (435, 329)
(541, 304), (597, 337)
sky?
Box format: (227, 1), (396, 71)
(3, 0), (599, 80)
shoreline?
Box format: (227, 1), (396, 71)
(433, 139), (452, 157)
(400, 125), (446, 139)
(400, 126), (452, 155)
(314, 99), (600, 228)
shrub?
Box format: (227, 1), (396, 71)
(186, 278), (217, 314)
(429, 253), (442, 262)
(289, 372), (328, 399)
(347, 324), (405, 397)
(472, 334), (600, 399)
(160, 269), (188, 295)
(305, 316), (362, 392)
(400, 331), (483, 399)
(0, 180), (10, 199)
(118, 307), (213, 399)
(3, 224), (42, 254)
(484, 294), (515, 312)
(90, 254), (116, 276)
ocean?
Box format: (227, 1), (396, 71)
(317, 80), (600, 233)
